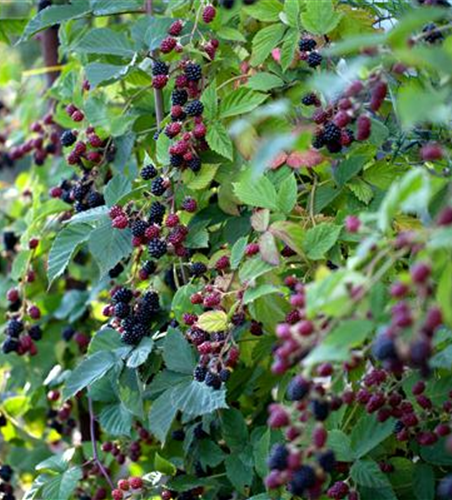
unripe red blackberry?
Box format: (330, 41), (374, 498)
(312, 424), (328, 448)
(160, 36), (177, 53)
(86, 151), (102, 163)
(410, 261), (431, 284)
(312, 108), (328, 124)
(152, 75), (168, 89)
(28, 305), (41, 320)
(193, 122), (207, 138)
(71, 110), (84, 122)
(215, 255), (230, 270)
(333, 111), (350, 128)
(356, 115), (372, 141)
(117, 479), (130, 491)
(109, 205), (124, 219)
(112, 215), (129, 229)
(129, 477), (143, 489)
(420, 142), (444, 161)
(73, 141), (86, 155)
(245, 243), (260, 256)
(168, 19), (183, 36)
(182, 196), (197, 212)
(112, 489), (124, 500)
(6, 288), (19, 302)
(202, 5), (216, 23)
(345, 215), (360, 233)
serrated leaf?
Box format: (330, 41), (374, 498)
(251, 209), (270, 232)
(217, 27), (247, 42)
(244, 0), (283, 22)
(171, 380), (228, 416)
(67, 206), (109, 225)
(76, 28), (135, 57)
(184, 164), (219, 190)
(243, 284), (279, 305)
(334, 155), (367, 187)
(234, 175), (279, 210)
(201, 80), (218, 120)
(251, 24), (287, 66)
(280, 28), (299, 71)
(277, 173), (297, 213)
(220, 89), (268, 119)
(156, 132), (171, 164)
(284, 0), (300, 28)
(148, 390), (179, 442)
(350, 414), (394, 458)
(206, 123), (233, 160)
(99, 402), (133, 436)
(197, 311), (228, 333)
(301, 0), (342, 34)
(413, 463), (435, 500)
(225, 454), (254, 494)
(303, 223), (342, 260)
(48, 224), (91, 285)
(239, 257), (274, 283)
(259, 232), (280, 266)
(41, 467), (83, 500)
(155, 453), (177, 475)
(85, 63), (129, 88)
(163, 328), (196, 374)
(270, 220), (304, 255)
(63, 351), (117, 399)
(348, 178), (374, 204)
(127, 337), (154, 368)
(104, 174), (132, 206)
(230, 236), (248, 270)
(89, 327), (124, 354)
(350, 459), (392, 488)
(247, 72), (284, 92)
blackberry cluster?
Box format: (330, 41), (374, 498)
(148, 238), (167, 259)
(2, 313), (42, 356)
(141, 164), (158, 180)
(184, 100), (204, 117)
(422, 23), (444, 43)
(187, 156), (201, 172)
(171, 89), (188, 106)
(0, 464), (15, 500)
(307, 51), (323, 68)
(150, 177), (167, 196)
(149, 201), (166, 225)
(299, 37), (317, 52)
(301, 93), (319, 106)
(60, 130), (77, 147)
(190, 262), (207, 277)
(152, 61), (169, 76)
(184, 63), (202, 81)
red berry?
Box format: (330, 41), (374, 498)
(74, 141), (87, 155)
(182, 197), (197, 213)
(168, 20), (183, 36)
(333, 111), (350, 128)
(202, 5), (216, 23)
(112, 215), (129, 229)
(166, 214), (180, 228)
(86, 151), (102, 163)
(356, 115), (371, 141)
(65, 104), (77, 116)
(47, 390), (60, 401)
(421, 142), (444, 161)
(6, 288), (20, 302)
(193, 123), (207, 138)
(410, 262), (431, 284)
(161, 491), (172, 500)
(109, 205), (124, 219)
(145, 225), (160, 240)
(129, 477), (143, 489)
(28, 237), (39, 249)
(412, 380), (425, 395)
(160, 36), (177, 53)
(101, 441), (113, 452)
(345, 215), (360, 233)
(71, 110), (84, 122)
(88, 134), (103, 147)
(50, 186), (63, 198)
(390, 281), (409, 298)
(28, 305), (41, 320)
(112, 489), (124, 500)
(245, 243), (260, 256)
(117, 479), (130, 491)
(215, 255), (230, 271)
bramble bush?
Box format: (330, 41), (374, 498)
(1, 0), (452, 499)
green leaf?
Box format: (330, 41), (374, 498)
(184, 164), (219, 191)
(303, 223), (342, 260)
(220, 89), (268, 119)
(144, 17), (175, 50)
(277, 173), (297, 214)
(163, 328), (196, 374)
(198, 440), (226, 469)
(230, 236), (249, 270)
(351, 459), (392, 488)
(301, 0), (343, 34)
(99, 402), (133, 436)
(171, 380), (228, 416)
(154, 453), (177, 475)
(244, 0), (283, 22)
(206, 123), (234, 160)
(243, 284), (280, 305)
(89, 327), (124, 354)
(221, 408), (249, 450)
(251, 24), (287, 66)
(348, 178), (374, 205)
(350, 414), (394, 459)
(41, 467), (83, 500)
(85, 63), (129, 88)
(88, 222), (132, 277)
(11, 250), (31, 281)
(280, 28), (299, 72)
(76, 28), (135, 57)
(48, 224), (91, 285)
(239, 257), (274, 283)
(67, 206), (109, 225)
(197, 311), (228, 333)
(119, 367), (143, 417)
(104, 174), (132, 206)
(234, 175), (279, 210)
(217, 27), (247, 42)
(270, 220), (305, 255)
(36, 449), (75, 473)
(225, 454), (254, 493)
(324, 319), (374, 348)
(90, 0), (143, 15)
(63, 351), (118, 399)
(328, 430), (353, 462)
(127, 337), (154, 368)
(251, 209), (270, 232)
(247, 72), (284, 92)
(413, 463), (435, 500)
(156, 132), (171, 164)
(334, 155), (367, 187)
(148, 391), (179, 442)
(284, 0), (301, 28)
(259, 231), (280, 266)
(171, 284), (203, 322)
(201, 80), (218, 120)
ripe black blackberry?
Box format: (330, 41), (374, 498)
(205, 372), (222, 390)
(190, 261), (207, 276)
(193, 423), (208, 439)
(29, 325), (43, 341)
(184, 100), (204, 117)
(109, 262), (124, 278)
(6, 319), (24, 337)
(151, 177), (167, 196)
(62, 326), (75, 341)
(221, 0), (235, 7)
(122, 327), (143, 345)
(307, 51), (323, 68)
(311, 399), (330, 421)
(3, 231), (18, 251)
(187, 157), (201, 172)
(301, 93), (318, 106)
(219, 368), (230, 382)
(194, 365), (208, 382)
(148, 238), (167, 259)
(134, 304), (154, 324)
(326, 141), (342, 154)
(289, 465), (316, 495)
(312, 134), (325, 150)
(131, 220), (148, 238)
(171, 429), (185, 441)
(86, 191), (104, 208)
(184, 62), (202, 81)
(72, 183), (89, 201)
(423, 23), (444, 44)
(171, 89), (188, 106)
(114, 302), (130, 319)
(38, 0), (52, 11)
(152, 61), (169, 76)
(141, 260), (156, 275)
(112, 287), (133, 304)
(141, 164), (158, 180)
(267, 444), (288, 470)
(299, 37), (317, 52)
(323, 122), (341, 144)
(60, 130), (77, 147)
(142, 290), (160, 311)
(149, 201), (166, 224)
(0, 465), (13, 482)
(169, 154), (184, 167)
(2, 337), (18, 354)
(318, 450), (336, 473)
(74, 201), (88, 213)
(286, 376), (310, 401)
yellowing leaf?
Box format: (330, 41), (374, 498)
(197, 311), (228, 333)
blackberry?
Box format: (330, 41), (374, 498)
(74, 201), (88, 213)
(312, 134), (325, 149)
(187, 328), (208, 346)
(109, 262), (124, 278)
(205, 372), (222, 390)
(115, 302), (130, 319)
(60, 130), (77, 147)
(438, 476), (452, 499)
(193, 423), (208, 439)
(184, 63), (202, 81)
(302, 93), (318, 106)
(185, 100), (204, 117)
(169, 154), (184, 167)
(6, 319), (24, 337)
(72, 183), (90, 202)
(289, 465), (316, 495)
(423, 23), (444, 44)
(187, 157), (202, 172)
(286, 376), (310, 401)
(38, 0), (52, 10)
(326, 141), (342, 154)
(221, 0), (235, 7)
(394, 420), (404, 434)
(151, 177), (167, 196)
(219, 368), (231, 382)
(141, 260), (156, 275)
(29, 325), (43, 341)
(307, 51), (323, 68)
(112, 287), (133, 304)
(373, 335), (398, 361)
(0, 413), (7, 426)
(171, 110), (186, 122)
(172, 429), (185, 441)
(132, 220), (148, 238)
(190, 262), (207, 276)
(122, 325), (144, 345)
(141, 164), (158, 180)
(148, 238), (167, 259)
(299, 37), (317, 52)
(194, 365), (208, 382)
(171, 89), (188, 106)
(311, 399), (330, 421)
(149, 201), (166, 224)
(86, 191), (104, 208)
(62, 326), (75, 341)
(134, 305), (154, 324)
(3, 231), (18, 251)
(142, 291), (160, 311)
(0, 465), (13, 482)
(152, 61), (169, 76)
(267, 444), (288, 471)
(2, 337), (19, 354)
(318, 450), (336, 473)
(323, 122), (341, 144)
